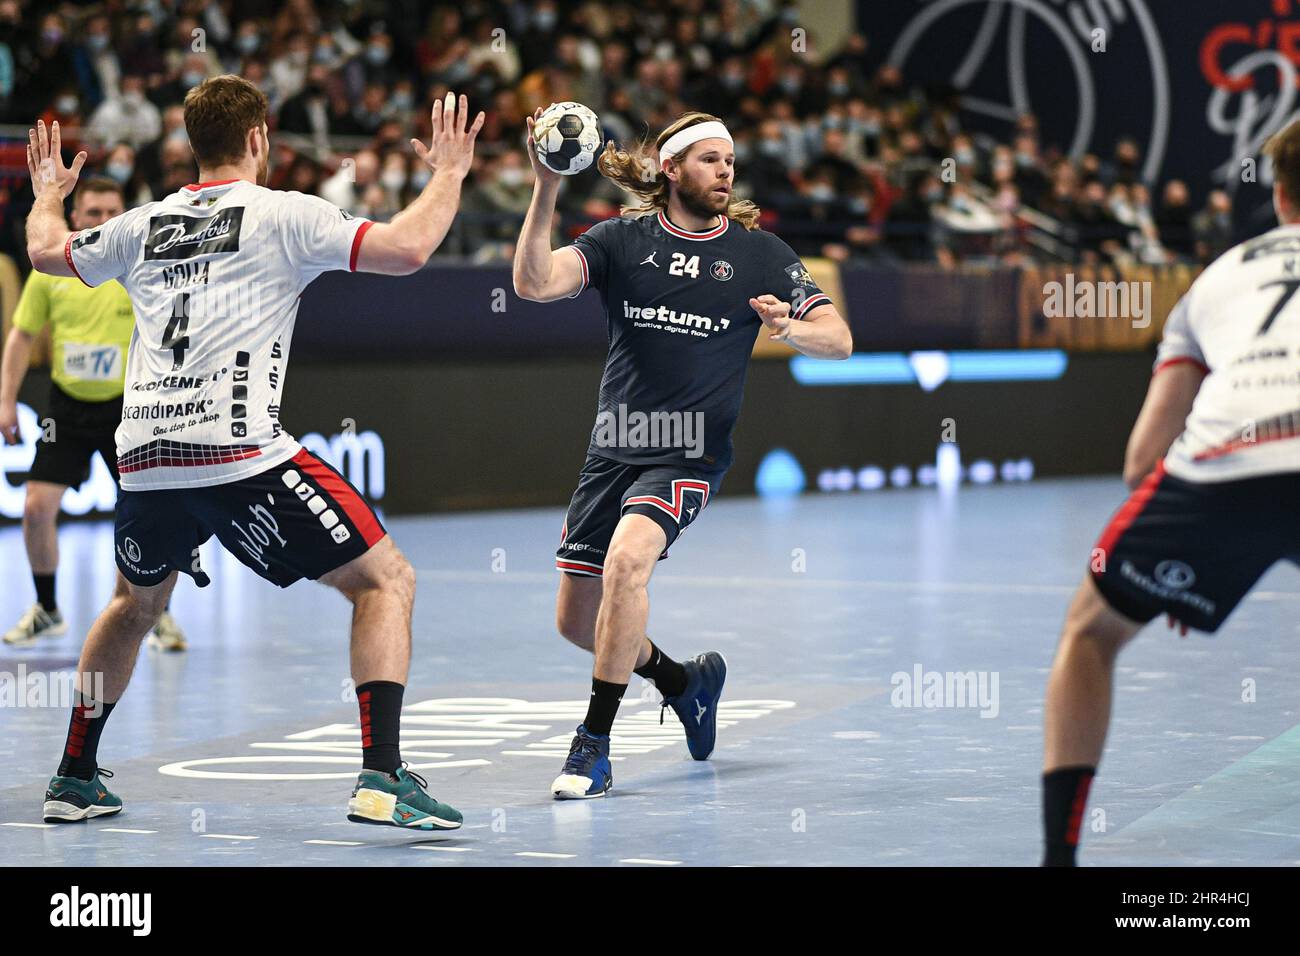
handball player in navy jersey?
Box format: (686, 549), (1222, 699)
(514, 110), (852, 798)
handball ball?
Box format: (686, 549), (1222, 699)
(533, 101), (602, 175)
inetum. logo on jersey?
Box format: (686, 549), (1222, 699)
(144, 208), (244, 261)
(623, 300), (729, 335)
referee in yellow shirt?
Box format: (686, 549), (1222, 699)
(0, 177), (187, 650)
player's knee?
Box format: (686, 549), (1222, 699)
(1062, 580), (1136, 657)
(602, 549), (651, 594)
(382, 550), (416, 606)
(23, 490), (59, 526)
(113, 590), (164, 633)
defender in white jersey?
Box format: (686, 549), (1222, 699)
(24, 76), (484, 830)
(1038, 122), (1300, 867)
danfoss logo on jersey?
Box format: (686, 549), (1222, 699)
(623, 300), (729, 335)
(144, 208), (244, 261)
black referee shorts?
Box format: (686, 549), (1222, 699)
(27, 384), (121, 486)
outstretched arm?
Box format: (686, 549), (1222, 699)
(353, 92), (485, 276)
(513, 108), (585, 302)
(25, 119), (86, 276)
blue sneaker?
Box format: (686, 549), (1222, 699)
(662, 651), (727, 760)
(550, 725), (612, 799)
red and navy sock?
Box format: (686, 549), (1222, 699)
(634, 641), (687, 698)
(57, 694), (115, 780)
(357, 680), (404, 774)
(1042, 765), (1095, 866)
(583, 678), (626, 737)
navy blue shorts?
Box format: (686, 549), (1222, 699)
(114, 448), (386, 589)
(1091, 462), (1300, 632)
(556, 453), (723, 577)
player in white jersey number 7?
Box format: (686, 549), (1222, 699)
(24, 77), (483, 830)
(1040, 118), (1300, 866)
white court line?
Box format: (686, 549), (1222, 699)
(417, 568), (1300, 601)
(101, 828), (156, 834)
(3, 822), (55, 829)
(200, 833), (258, 841)
(304, 839), (363, 846)
(516, 851), (575, 859)
(412, 845), (473, 853)
(620, 858), (681, 866)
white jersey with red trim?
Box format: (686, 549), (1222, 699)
(1159, 222), (1300, 482)
(65, 179), (372, 490)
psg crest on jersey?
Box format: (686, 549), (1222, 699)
(710, 259), (734, 281)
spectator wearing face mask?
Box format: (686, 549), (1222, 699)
(100, 141), (151, 206)
(377, 152), (408, 202)
(319, 148), (380, 214)
(135, 104), (187, 192)
(87, 74), (162, 150)
(344, 29), (399, 101)
(227, 21), (263, 72)
(270, 33), (312, 103)
(155, 136), (199, 197)
(116, 13), (165, 84)
(745, 119), (798, 208)
(516, 0), (563, 74)
(1011, 133), (1050, 208)
(152, 52), (215, 109)
(352, 82), (392, 137)
(16, 13), (75, 109)
(71, 14), (120, 111)
(279, 63), (336, 143)
(1156, 179), (1195, 261)
(39, 87), (85, 153)
(1192, 190), (1235, 264)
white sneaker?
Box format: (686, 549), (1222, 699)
(146, 610), (188, 652)
(3, 603), (67, 647)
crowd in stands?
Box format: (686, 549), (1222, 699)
(0, 0), (1239, 269)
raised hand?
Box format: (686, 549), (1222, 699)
(411, 92), (485, 180)
(524, 107), (563, 186)
(27, 119), (87, 201)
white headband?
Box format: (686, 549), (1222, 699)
(659, 121), (733, 164)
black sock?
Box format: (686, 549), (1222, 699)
(57, 695), (116, 780)
(1042, 765), (1095, 866)
(34, 573), (56, 612)
(583, 678), (626, 736)
(634, 641), (687, 698)
(357, 680), (404, 773)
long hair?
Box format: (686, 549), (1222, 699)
(596, 111), (761, 229)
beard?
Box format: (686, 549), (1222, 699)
(256, 150), (269, 187)
(676, 175), (729, 220)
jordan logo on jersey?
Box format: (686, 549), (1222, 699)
(145, 208), (245, 261)
(640, 252), (660, 268)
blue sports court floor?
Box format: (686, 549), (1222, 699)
(2, 476), (1298, 866)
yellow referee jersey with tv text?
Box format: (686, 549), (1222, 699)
(12, 271), (134, 402)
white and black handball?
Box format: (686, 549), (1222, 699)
(533, 101), (601, 175)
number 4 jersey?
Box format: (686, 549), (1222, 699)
(1159, 222), (1300, 482)
(65, 179), (372, 490)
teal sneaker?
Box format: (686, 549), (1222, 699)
(43, 768), (123, 823)
(347, 765), (463, 830)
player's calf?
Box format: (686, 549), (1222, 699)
(1042, 575), (1142, 866)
